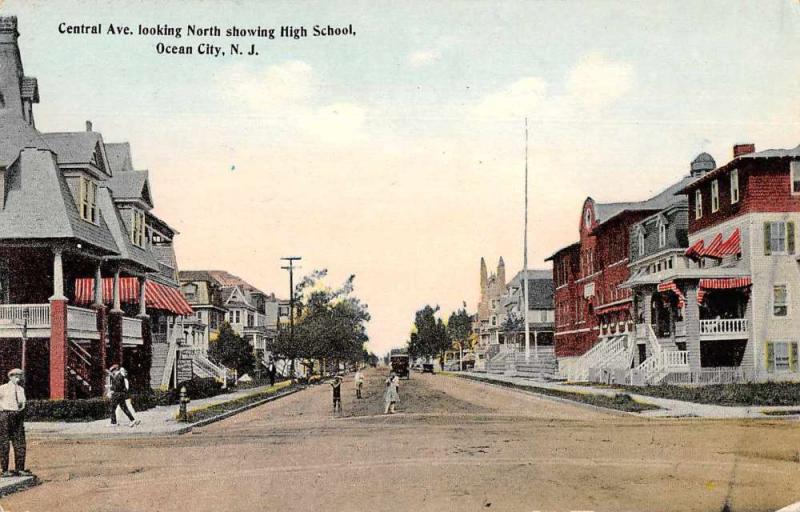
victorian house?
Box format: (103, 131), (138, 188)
(0, 17), (192, 398)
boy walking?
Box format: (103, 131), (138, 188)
(330, 375), (343, 415)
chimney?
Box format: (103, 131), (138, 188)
(733, 144), (755, 158)
(85, 120), (93, 132)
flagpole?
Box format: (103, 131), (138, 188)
(524, 118), (533, 361)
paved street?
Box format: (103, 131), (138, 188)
(3, 369), (800, 512)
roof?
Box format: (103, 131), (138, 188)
(40, 132), (107, 171)
(104, 142), (133, 173)
(0, 111), (50, 165)
(544, 241), (580, 262)
(593, 175), (699, 231)
(0, 148), (119, 254)
(107, 169), (152, 207)
(506, 269), (554, 309)
(96, 186), (159, 271)
(678, 144), (800, 193)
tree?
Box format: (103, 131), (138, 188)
(501, 312), (524, 346)
(209, 322), (256, 376)
(407, 305), (450, 362)
(269, 271), (370, 374)
(447, 306), (473, 369)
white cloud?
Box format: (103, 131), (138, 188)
(566, 52), (634, 109)
(408, 49), (441, 67)
(220, 61), (368, 146)
(471, 77), (548, 119)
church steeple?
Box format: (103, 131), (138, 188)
(0, 17), (38, 127)
(497, 256), (506, 287)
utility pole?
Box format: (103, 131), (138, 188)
(281, 256), (301, 377)
(524, 118), (534, 361)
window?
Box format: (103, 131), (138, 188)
(658, 222), (666, 248)
(792, 162), (800, 195)
(234, 310), (241, 324)
(711, 180), (719, 213)
(182, 284), (197, 301)
(766, 341), (798, 373)
(730, 169), (740, 203)
(764, 221), (795, 255)
(773, 285), (788, 317)
(130, 209), (146, 247)
(695, 190), (703, 219)
(637, 230), (645, 256)
(79, 176), (98, 223)
(490, 315), (496, 326)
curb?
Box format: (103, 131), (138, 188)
(27, 385), (306, 440)
(185, 386), (305, 430)
(0, 475), (40, 498)
(449, 373), (641, 417)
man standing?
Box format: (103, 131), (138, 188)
(0, 368), (31, 477)
(268, 360), (276, 387)
(354, 368), (364, 399)
(108, 365), (139, 427)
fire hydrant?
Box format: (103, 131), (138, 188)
(178, 386), (190, 422)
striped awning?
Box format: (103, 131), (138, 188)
(697, 277), (752, 304)
(657, 279), (686, 308)
(74, 277), (194, 316)
(594, 302), (632, 315)
(686, 229), (741, 260)
(685, 239), (704, 258)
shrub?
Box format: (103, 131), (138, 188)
(26, 392), (158, 422)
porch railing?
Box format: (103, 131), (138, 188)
(67, 306), (97, 333)
(700, 318), (748, 337)
(0, 304), (51, 327)
(122, 317), (143, 340)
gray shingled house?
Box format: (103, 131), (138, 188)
(0, 16), (192, 399)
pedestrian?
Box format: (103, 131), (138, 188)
(384, 371), (399, 414)
(118, 367), (139, 423)
(330, 374), (343, 415)
(354, 368), (364, 399)
(108, 365), (140, 427)
(0, 368), (31, 477)
(268, 360), (276, 387)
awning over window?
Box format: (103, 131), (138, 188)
(594, 302), (631, 315)
(685, 229), (741, 260)
(657, 279), (686, 308)
(697, 276), (752, 304)
(74, 277), (194, 316)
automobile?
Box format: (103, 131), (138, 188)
(422, 363), (435, 374)
(389, 349), (410, 379)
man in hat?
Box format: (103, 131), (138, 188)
(0, 368), (31, 477)
(108, 364), (138, 427)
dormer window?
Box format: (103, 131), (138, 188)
(658, 221), (666, 248)
(131, 209), (146, 247)
(731, 169), (740, 203)
(79, 176), (98, 224)
(791, 162), (800, 196)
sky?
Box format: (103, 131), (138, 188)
(2, 0), (799, 356)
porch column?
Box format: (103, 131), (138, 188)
(108, 268), (123, 367)
(91, 263), (108, 395)
(137, 276), (152, 391)
(49, 248), (68, 399)
(684, 282), (701, 373)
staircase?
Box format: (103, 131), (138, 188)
(150, 340), (170, 389)
(191, 352), (228, 386)
(628, 324), (688, 385)
(513, 347), (557, 380)
(568, 332), (635, 383)
(67, 340), (93, 397)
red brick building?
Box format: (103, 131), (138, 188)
(546, 177), (696, 377)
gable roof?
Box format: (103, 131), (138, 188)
(107, 169), (153, 207)
(593, 175), (698, 231)
(40, 132), (109, 174)
(104, 142), (133, 173)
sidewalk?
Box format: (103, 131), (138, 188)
(27, 382), (297, 439)
(461, 372), (800, 419)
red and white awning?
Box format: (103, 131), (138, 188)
(657, 280), (686, 308)
(697, 276), (752, 304)
(686, 229), (741, 260)
(73, 277), (194, 316)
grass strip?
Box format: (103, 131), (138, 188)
(180, 381), (293, 422)
(613, 382), (800, 407)
(454, 374), (660, 413)
(762, 409), (800, 416)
